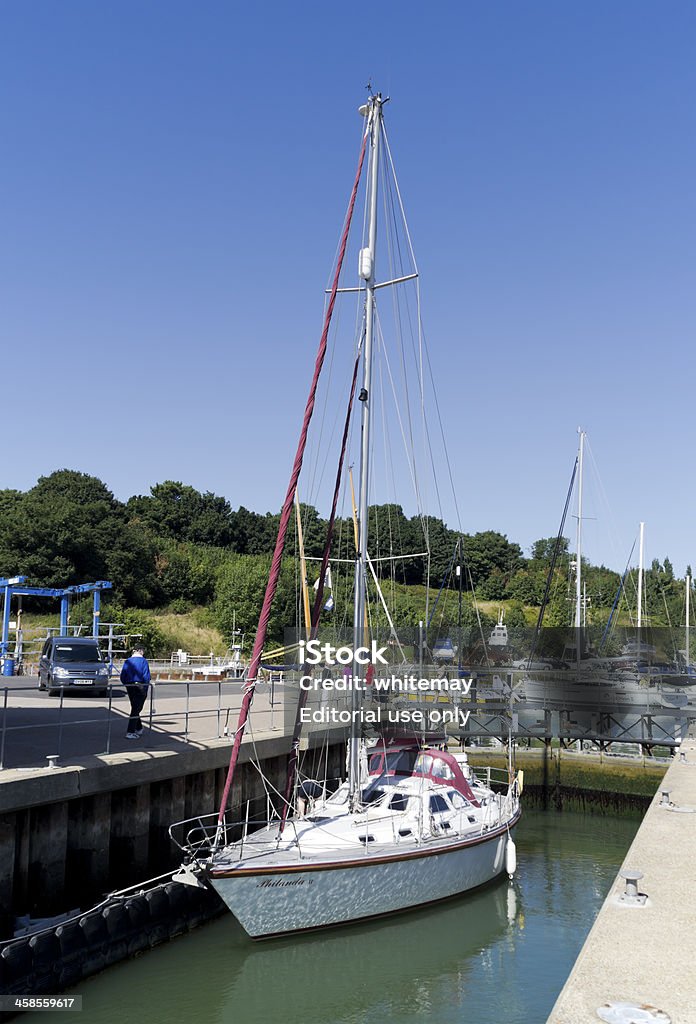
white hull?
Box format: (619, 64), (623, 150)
(208, 820), (516, 938)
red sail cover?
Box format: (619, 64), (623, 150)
(216, 126), (370, 827)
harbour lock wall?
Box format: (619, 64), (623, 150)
(0, 730), (347, 939)
(467, 748), (668, 814)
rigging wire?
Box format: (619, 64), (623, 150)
(527, 456), (578, 668)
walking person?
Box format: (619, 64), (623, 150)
(120, 642), (151, 739)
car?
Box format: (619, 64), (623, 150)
(38, 637), (111, 697)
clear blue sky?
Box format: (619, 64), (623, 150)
(2, 2), (695, 574)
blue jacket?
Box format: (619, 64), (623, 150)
(120, 655), (151, 686)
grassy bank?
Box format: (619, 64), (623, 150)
(19, 608), (228, 659)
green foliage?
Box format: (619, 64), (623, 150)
(153, 539), (219, 605)
(127, 481), (234, 547)
(583, 564), (621, 622)
(230, 506), (281, 555)
(367, 505), (430, 584)
(477, 569), (506, 600)
(506, 567), (547, 605)
(0, 470), (160, 606)
(215, 554), (296, 647)
(530, 536), (570, 567)
(2, 468), (691, 660)
(465, 531), (523, 588)
(104, 602), (175, 658)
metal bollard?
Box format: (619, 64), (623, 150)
(660, 789), (671, 806)
(618, 868), (647, 905)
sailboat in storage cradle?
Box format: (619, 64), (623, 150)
(170, 93), (522, 939)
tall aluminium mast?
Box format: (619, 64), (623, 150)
(686, 573), (691, 671)
(349, 93), (383, 804)
(637, 521), (645, 630)
(574, 428), (585, 630)
(573, 429), (586, 665)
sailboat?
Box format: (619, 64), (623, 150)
(171, 93), (522, 939)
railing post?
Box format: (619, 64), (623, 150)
(0, 687), (8, 769)
(57, 688), (65, 756)
(105, 684), (113, 754)
(148, 681), (155, 730)
(185, 681), (190, 742)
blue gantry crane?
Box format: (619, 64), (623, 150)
(0, 577), (113, 674)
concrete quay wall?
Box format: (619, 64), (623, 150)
(0, 730), (346, 940)
(547, 738), (696, 1023)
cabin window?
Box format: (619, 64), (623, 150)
(359, 835), (375, 844)
(429, 794), (449, 814)
(361, 787), (385, 806)
(389, 792), (409, 812)
(431, 759), (455, 780)
(386, 749), (418, 775)
(448, 790), (469, 809)
(369, 749), (418, 776)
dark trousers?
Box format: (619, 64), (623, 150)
(125, 683), (149, 733)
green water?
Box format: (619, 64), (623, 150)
(28, 810), (639, 1024)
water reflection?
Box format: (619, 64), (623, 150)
(22, 811), (639, 1024)
(220, 880), (516, 1024)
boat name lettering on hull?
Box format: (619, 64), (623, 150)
(255, 878), (313, 888)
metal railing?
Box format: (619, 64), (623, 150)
(0, 678), (287, 771)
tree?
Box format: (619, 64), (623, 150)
(367, 505), (423, 584)
(464, 531), (523, 590)
(127, 482), (234, 547)
(530, 536), (570, 568)
(154, 540), (218, 606)
(477, 568), (507, 600)
(505, 567), (547, 605)
(215, 555), (296, 646)
(421, 516), (458, 586)
(229, 506), (280, 554)
(0, 470), (160, 605)
(293, 503), (328, 559)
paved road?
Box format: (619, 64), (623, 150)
(0, 674), (292, 771)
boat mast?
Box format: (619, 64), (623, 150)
(457, 540), (463, 677)
(637, 521), (645, 630)
(574, 429), (585, 658)
(349, 93), (382, 804)
(686, 573), (691, 671)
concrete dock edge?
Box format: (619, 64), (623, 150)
(547, 740), (696, 1024)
